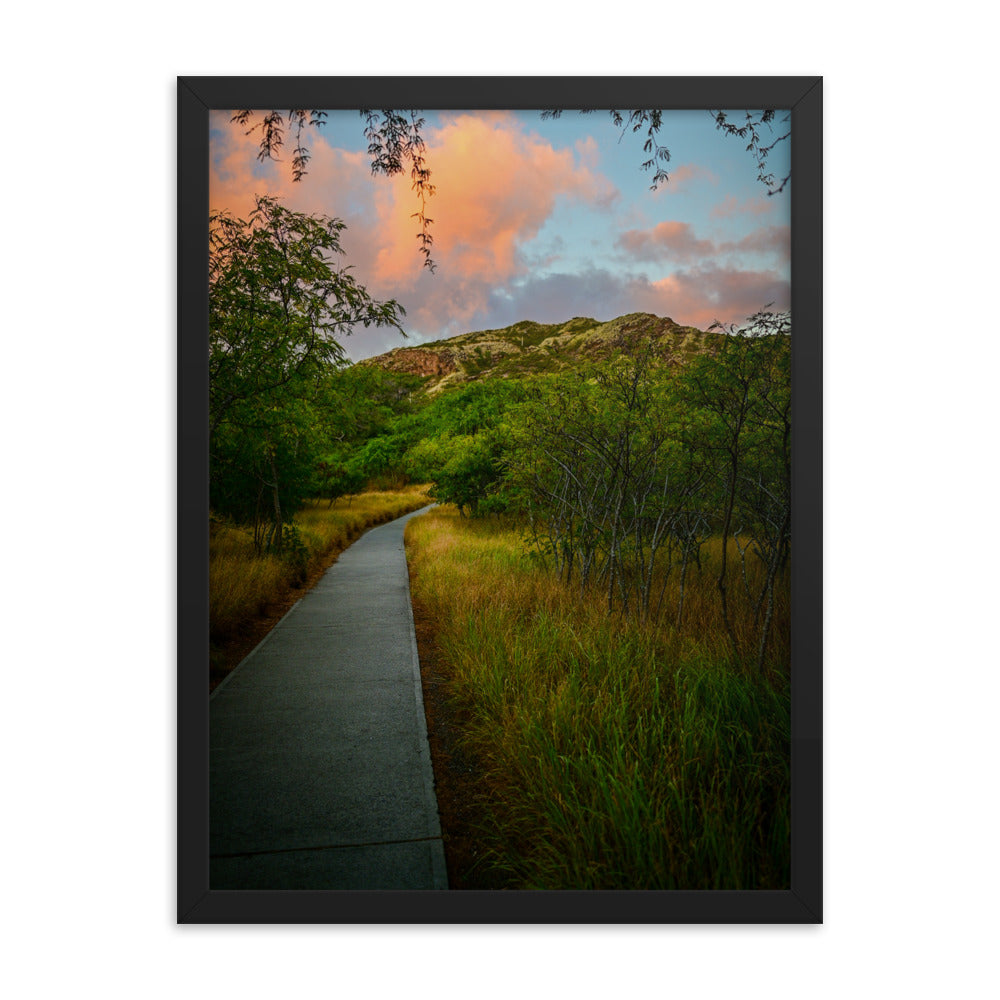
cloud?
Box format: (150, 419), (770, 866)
(640, 263), (790, 329)
(208, 113), (786, 362)
(656, 162), (718, 193)
(209, 111), (619, 351)
(304, 112), (622, 351)
(367, 111), (619, 291)
(718, 225), (791, 262)
(483, 270), (627, 329)
(616, 221), (717, 263)
(711, 193), (776, 218)
(617, 220), (790, 266)
(395, 263), (792, 354)
(574, 135), (601, 172)
(209, 111), (377, 233)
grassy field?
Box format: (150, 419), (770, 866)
(209, 486), (429, 685)
(405, 505), (790, 890)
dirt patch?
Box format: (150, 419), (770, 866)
(410, 590), (512, 890)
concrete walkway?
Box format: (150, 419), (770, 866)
(209, 504), (447, 890)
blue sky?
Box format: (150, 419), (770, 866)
(210, 108), (791, 360)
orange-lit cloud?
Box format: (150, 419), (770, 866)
(210, 111), (622, 345)
(368, 112), (618, 292)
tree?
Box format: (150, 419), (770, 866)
(209, 195), (404, 433)
(678, 311), (791, 667)
(504, 341), (690, 620)
(209, 195), (405, 548)
(428, 434), (503, 517)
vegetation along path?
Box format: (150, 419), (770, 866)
(210, 504), (447, 890)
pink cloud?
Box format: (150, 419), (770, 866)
(637, 263), (790, 329)
(711, 193), (776, 218)
(618, 220), (790, 266)
(617, 221), (717, 263)
(719, 225), (791, 262)
(655, 162), (718, 193)
(574, 135), (601, 172)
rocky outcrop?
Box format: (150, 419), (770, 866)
(371, 347), (457, 379)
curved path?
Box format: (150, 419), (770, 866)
(209, 505), (447, 890)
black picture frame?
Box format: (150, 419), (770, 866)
(178, 76), (822, 924)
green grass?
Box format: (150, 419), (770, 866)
(405, 506), (790, 890)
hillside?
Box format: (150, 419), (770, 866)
(361, 312), (720, 392)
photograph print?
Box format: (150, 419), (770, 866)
(179, 78), (821, 923)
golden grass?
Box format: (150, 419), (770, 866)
(407, 507), (789, 670)
(210, 486), (429, 643)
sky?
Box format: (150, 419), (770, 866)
(209, 109), (791, 362)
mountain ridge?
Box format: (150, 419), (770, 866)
(360, 312), (720, 392)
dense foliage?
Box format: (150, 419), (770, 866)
(502, 313), (790, 670)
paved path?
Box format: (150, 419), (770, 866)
(209, 505), (447, 890)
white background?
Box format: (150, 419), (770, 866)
(3, 3), (996, 997)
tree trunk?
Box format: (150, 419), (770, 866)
(269, 450), (283, 552)
(754, 505), (790, 673)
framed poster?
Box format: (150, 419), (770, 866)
(178, 76), (821, 923)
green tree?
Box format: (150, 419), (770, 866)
(209, 195), (405, 548)
(403, 379), (528, 513)
(504, 346), (683, 617)
(310, 364), (425, 502)
(428, 434), (503, 517)
(210, 195), (404, 432)
(678, 311), (791, 666)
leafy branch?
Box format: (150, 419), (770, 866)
(231, 109), (329, 182)
(542, 109), (671, 190)
(709, 110), (791, 195)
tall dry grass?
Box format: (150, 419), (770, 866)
(405, 505), (790, 890)
(210, 487), (429, 644)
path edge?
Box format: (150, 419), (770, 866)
(400, 505), (449, 890)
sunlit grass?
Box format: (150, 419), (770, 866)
(405, 505), (790, 890)
(210, 486), (429, 643)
